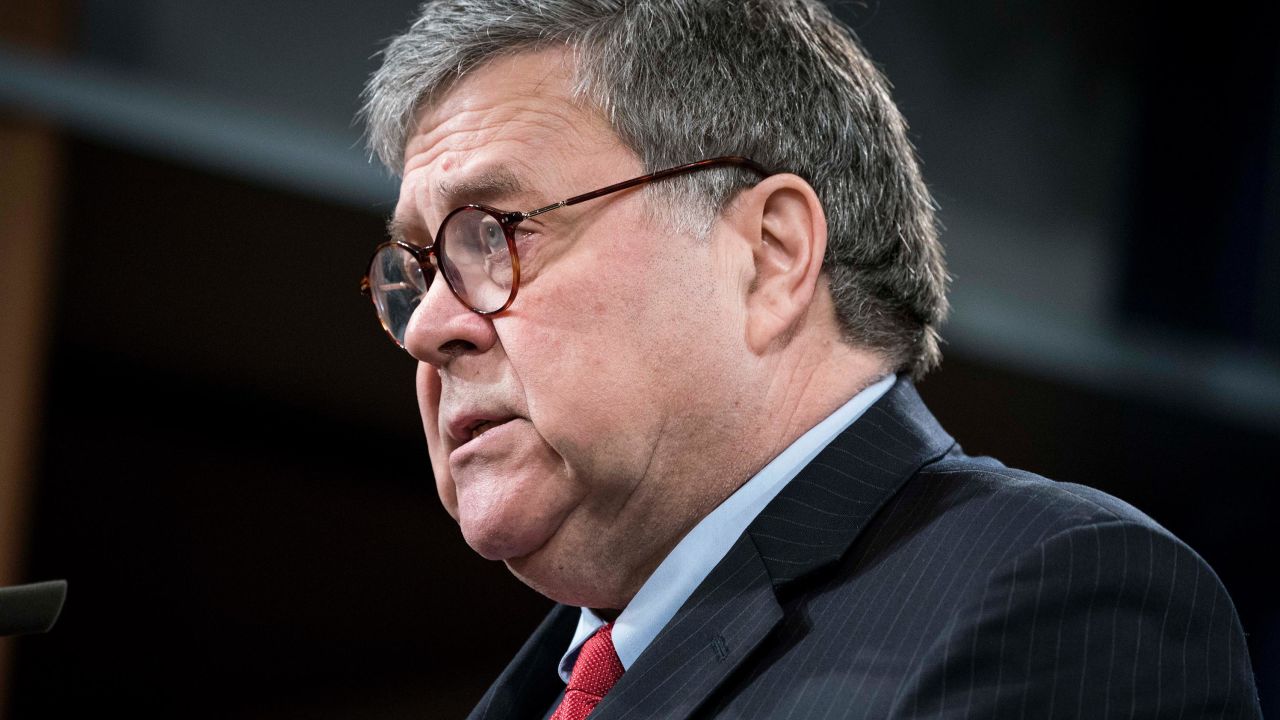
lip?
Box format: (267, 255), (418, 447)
(446, 412), (519, 450)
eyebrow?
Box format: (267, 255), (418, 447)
(436, 167), (531, 208)
(385, 218), (417, 245)
(385, 167), (538, 244)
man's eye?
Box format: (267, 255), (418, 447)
(483, 224), (504, 249)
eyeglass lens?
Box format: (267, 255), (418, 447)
(441, 207), (515, 311)
(368, 207), (516, 346)
(368, 244), (429, 346)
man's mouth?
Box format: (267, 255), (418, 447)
(448, 414), (519, 449)
(468, 418), (510, 441)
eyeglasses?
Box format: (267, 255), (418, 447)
(360, 156), (769, 348)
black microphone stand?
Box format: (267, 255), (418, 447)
(0, 580), (67, 637)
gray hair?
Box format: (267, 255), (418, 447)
(362, 0), (949, 378)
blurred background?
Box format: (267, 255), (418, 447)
(2, 0), (1277, 716)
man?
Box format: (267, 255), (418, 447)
(359, 1), (1262, 718)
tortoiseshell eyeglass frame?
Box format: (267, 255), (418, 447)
(360, 155), (771, 348)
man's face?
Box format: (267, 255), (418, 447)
(394, 50), (749, 607)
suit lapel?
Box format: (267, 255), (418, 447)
(748, 378), (954, 588)
(466, 603), (578, 720)
(592, 378), (954, 720)
(589, 532), (783, 719)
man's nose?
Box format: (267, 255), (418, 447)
(402, 274), (499, 365)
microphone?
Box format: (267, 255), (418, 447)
(0, 580), (67, 637)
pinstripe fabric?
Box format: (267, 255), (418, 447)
(466, 379), (1262, 719)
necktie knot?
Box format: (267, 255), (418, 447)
(551, 622), (624, 720)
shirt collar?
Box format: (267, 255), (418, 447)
(557, 374), (896, 682)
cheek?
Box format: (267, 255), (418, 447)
(417, 363), (458, 518)
(519, 250), (652, 373)
(503, 232), (686, 461)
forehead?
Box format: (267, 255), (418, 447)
(397, 49), (631, 220)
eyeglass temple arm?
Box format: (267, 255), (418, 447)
(518, 156), (771, 220)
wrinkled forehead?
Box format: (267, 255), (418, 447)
(397, 49), (631, 214)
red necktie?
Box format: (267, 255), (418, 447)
(550, 622), (625, 720)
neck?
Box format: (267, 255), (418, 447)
(752, 338), (890, 470)
(606, 331), (888, 610)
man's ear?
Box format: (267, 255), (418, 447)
(731, 173), (828, 353)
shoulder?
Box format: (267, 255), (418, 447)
(865, 450), (1264, 718)
(923, 448), (1159, 524)
(828, 448), (1201, 634)
(881, 448), (1175, 568)
(879, 448), (1243, 630)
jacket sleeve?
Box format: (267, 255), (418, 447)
(890, 519), (1262, 719)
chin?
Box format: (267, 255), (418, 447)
(461, 518), (549, 562)
(503, 541), (627, 610)
(452, 472), (577, 561)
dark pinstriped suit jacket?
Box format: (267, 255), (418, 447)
(467, 379), (1262, 719)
